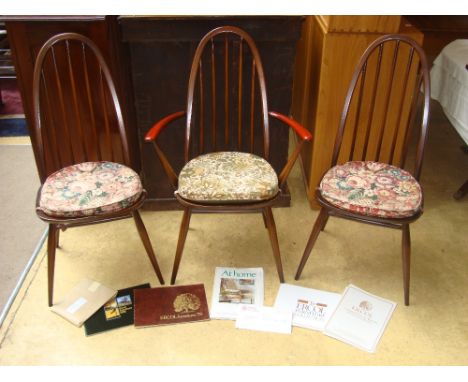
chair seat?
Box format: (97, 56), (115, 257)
(38, 161), (143, 217)
(320, 161), (422, 218)
(177, 151), (279, 203)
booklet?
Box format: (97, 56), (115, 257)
(50, 279), (117, 327)
(273, 283), (341, 331)
(235, 305), (292, 334)
(134, 284), (210, 327)
(84, 283), (150, 336)
(210, 267), (264, 320)
(323, 284), (397, 353)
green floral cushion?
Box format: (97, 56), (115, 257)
(177, 151), (279, 203)
(38, 161), (143, 217)
(320, 161), (422, 218)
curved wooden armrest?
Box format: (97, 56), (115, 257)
(145, 111), (186, 142)
(268, 111), (312, 141)
(144, 110), (185, 190)
(269, 111), (312, 188)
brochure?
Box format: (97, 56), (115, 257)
(235, 305), (292, 334)
(210, 267), (264, 320)
(323, 284), (397, 353)
(84, 283), (150, 335)
(273, 283), (341, 331)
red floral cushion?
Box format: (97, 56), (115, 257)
(320, 161), (422, 218)
(38, 161), (143, 217)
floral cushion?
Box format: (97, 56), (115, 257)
(38, 161), (143, 217)
(177, 151), (279, 203)
(320, 161), (422, 218)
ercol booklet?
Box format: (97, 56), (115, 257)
(323, 284), (397, 353)
(210, 267), (264, 320)
(273, 283), (341, 331)
(134, 284), (210, 327)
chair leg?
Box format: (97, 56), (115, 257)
(132, 210), (165, 285)
(402, 224), (411, 306)
(171, 207), (192, 285)
(261, 210), (268, 228)
(263, 207), (285, 283)
(47, 224), (58, 307)
(453, 179), (468, 200)
(295, 208), (328, 280)
(55, 228), (60, 248)
(321, 213), (330, 231)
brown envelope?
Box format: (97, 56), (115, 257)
(50, 279), (117, 327)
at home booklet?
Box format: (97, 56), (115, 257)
(210, 267), (264, 320)
(323, 284), (397, 353)
(84, 283), (150, 336)
(134, 284), (210, 327)
(50, 279), (117, 327)
(273, 283), (341, 331)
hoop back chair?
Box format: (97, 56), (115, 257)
(295, 35), (431, 305)
(33, 33), (164, 306)
(145, 26), (312, 284)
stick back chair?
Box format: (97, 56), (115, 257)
(33, 33), (164, 306)
(145, 26), (312, 284)
(295, 34), (431, 305)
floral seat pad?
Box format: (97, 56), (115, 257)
(38, 161), (143, 217)
(177, 151), (279, 203)
(320, 161), (422, 218)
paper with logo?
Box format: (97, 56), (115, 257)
(134, 284), (210, 327)
(210, 267), (264, 320)
(235, 305), (292, 334)
(84, 283), (150, 335)
(273, 283), (341, 331)
(50, 279), (117, 327)
(323, 284), (397, 353)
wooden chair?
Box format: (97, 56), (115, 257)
(295, 35), (431, 306)
(145, 26), (312, 284)
(33, 33), (164, 306)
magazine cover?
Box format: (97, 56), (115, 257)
(273, 283), (341, 331)
(210, 267), (264, 320)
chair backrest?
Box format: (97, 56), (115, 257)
(332, 34), (430, 181)
(184, 26), (270, 163)
(32, 32), (128, 183)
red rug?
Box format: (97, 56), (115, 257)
(0, 81), (24, 116)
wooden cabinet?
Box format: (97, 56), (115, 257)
(291, 16), (423, 208)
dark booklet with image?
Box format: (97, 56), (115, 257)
(134, 283), (210, 327)
(84, 283), (150, 336)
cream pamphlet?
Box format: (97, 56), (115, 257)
(273, 283), (341, 331)
(235, 305), (292, 334)
(323, 284), (397, 353)
(210, 267), (264, 320)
